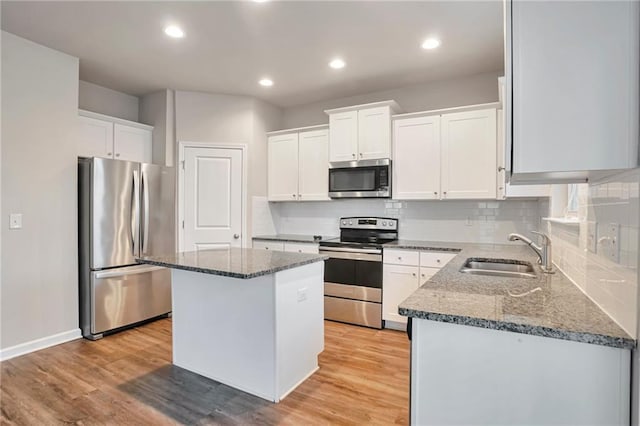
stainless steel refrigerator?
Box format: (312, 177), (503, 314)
(78, 157), (175, 340)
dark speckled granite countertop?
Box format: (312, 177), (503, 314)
(137, 248), (327, 279)
(394, 241), (635, 349)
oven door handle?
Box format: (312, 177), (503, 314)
(319, 246), (381, 254)
(319, 248), (381, 262)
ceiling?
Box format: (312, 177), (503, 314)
(1, 1), (504, 108)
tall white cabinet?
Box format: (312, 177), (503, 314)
(507, 0), (639, 182)
(393, 106), (498, 201)
(326, 101), (401, 162)
(267, 125), (329, 202)
(78, 110), (153, 163)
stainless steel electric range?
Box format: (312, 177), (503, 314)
(319, 217), (398, 329)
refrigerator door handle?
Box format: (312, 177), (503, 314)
(94, 265), (165, 279)
(131, 169), (140, 256)
(141, 169), (150, 254)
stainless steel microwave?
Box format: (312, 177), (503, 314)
(328, 158), (391, 198)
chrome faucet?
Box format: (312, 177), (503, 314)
(508, 231), (554, 274)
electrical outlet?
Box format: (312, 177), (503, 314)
(9, 213), (22, 230)
(599, 223), (620, 263)
(297, 287), (308, 302)
(587, 221), (597, 253)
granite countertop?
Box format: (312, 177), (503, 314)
(137, 248), (327, 279)
(253, 234), (337, 243)
(395, 241), (635, 350)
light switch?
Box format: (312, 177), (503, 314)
(9, 213), (22, 229)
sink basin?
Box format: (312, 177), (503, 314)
(459, 258), (537, 279)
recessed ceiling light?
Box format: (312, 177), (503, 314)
(329, 58), (346, 69)
(259, 78), (274, 87)
(164, 25), (184, 39)
(421, 38), (441, 50)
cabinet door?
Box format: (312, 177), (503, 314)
(383, 264), (419, 324)
(419, 267), (439, 284)
(511, 1), (639, 179)
(78, 115), (114, 158)
(298, 129), (329, 201)
(268, 133), (299, 201)
(114, 124), (152, 163)
(252, 240), (285, 251)
(283, 242), (319, 254)
(393, 116), (441, 200)
(329, 111), (358, 162)
(441, 109), (497, 199)
(358, 106), (391, 160)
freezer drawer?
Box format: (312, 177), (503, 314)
(324, 296), (382, 329)
(91, 264), (171, 335)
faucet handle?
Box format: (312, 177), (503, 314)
(530, 231), (550, 243)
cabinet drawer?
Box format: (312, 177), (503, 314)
(252, 240), (285, 251)
(284, 242), (319, 254)
(419, 252), (458, 268)
(383, 249), (419, 266)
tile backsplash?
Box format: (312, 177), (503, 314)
(547, 169), (640, 337)
(265, 199), (542, 243)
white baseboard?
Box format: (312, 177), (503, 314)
(0, 328), (82, 362)
(384, 320), (407, 331)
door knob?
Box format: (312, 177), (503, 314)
(233, 234), (240, 239)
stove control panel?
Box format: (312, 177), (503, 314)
(339, 217), (398, 231)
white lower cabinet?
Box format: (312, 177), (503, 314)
(252, 240), (285, 251)
(383, 249), (456, 329)
(252, 240), (319, 254)
(411, 319), (630, 425)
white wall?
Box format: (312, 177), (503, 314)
(269, 199), (542, 243)
(79, 80), (139, 122)
(174, 91), (282, 240)
(1, 32), (80, 350)
(281, 71), (501, 128)
(547, 170), (640, 337)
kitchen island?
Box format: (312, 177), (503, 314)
(137, 248), (327, 403)
(396, 241), (635, 426)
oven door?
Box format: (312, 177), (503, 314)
(320, 248), (383, 328)
(328, 159), (390, 198)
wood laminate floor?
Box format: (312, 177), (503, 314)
(0, 320), (409, 425)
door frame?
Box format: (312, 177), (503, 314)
(177, 141), (248, 251)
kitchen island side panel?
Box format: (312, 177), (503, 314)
(411, 319), (630, 426)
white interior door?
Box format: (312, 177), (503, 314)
(183, 146), (243, 251)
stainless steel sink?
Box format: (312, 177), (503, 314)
(459, 258), (537, 279)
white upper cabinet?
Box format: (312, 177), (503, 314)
(78, 115), (114, 158)
(441, 109), (497, 200)
(358, 106), (391, 160)
(113, 123), (152, 163)
(298, 128), (329, 201)
(267, 132), (299, 201)
(507, 0), (639, 183)
(77, 110), (153, 163)
(393, 115), (441, 200)
(326, 101), (400, 163)
(328, 111), (358, 162)
(267, 125), (330, 202)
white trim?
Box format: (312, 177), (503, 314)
(324, 100), (402, 115)
(392, 102), (502, 120)
(0, 328), (81, 362)
(177, 142), (248, 251)
(266, 124), (328, 136)
(78, 109), (154, 131)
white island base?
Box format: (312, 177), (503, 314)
(171, 262), (324, 402)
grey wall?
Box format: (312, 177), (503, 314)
(79, 80), (139, 122)
(1, 32), (80, 349)
(139, 89), (173, 166)
(282, 71), (501, 128)
(174, 91), (282, 239)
